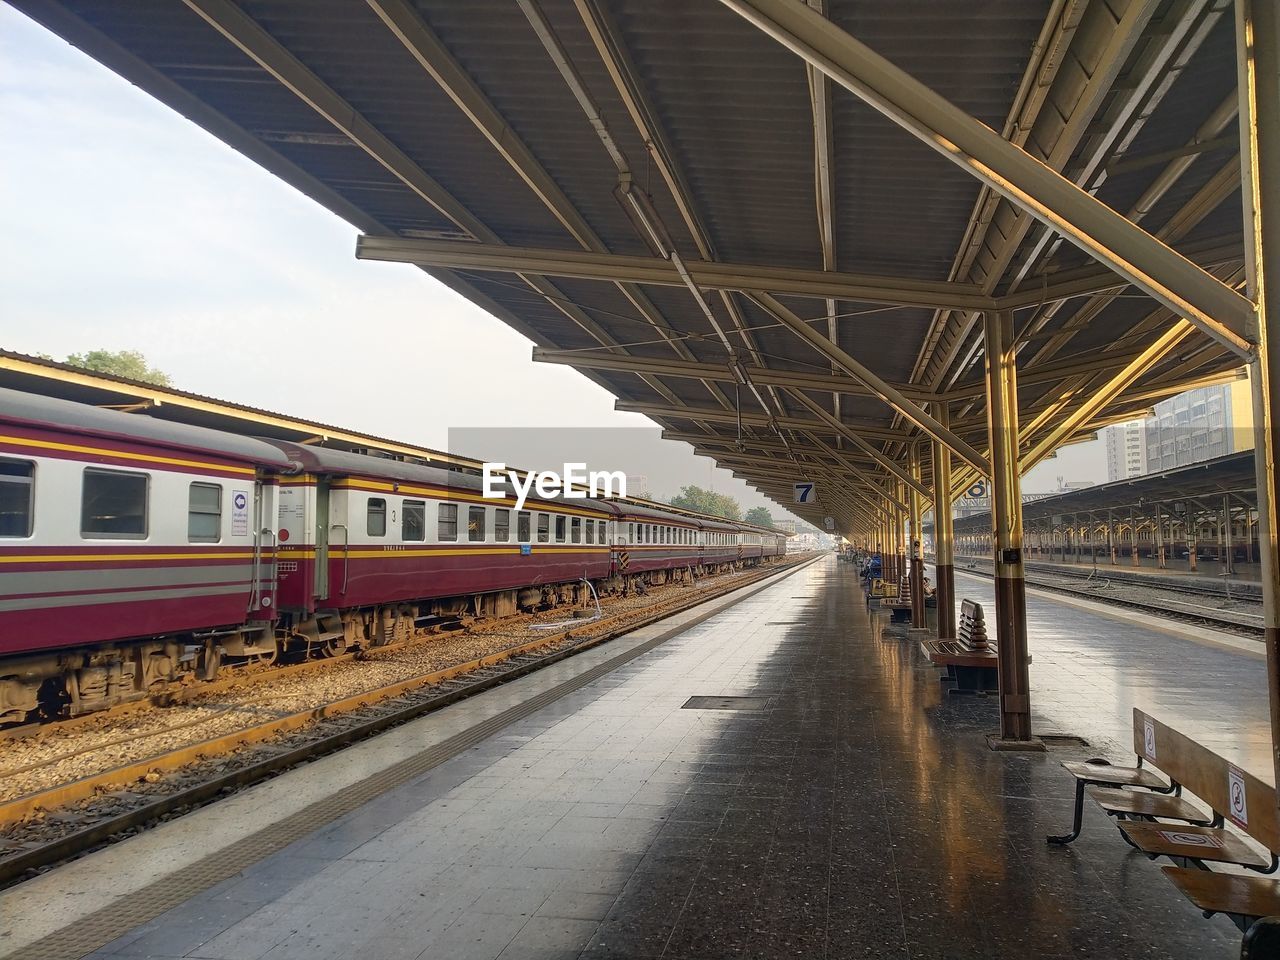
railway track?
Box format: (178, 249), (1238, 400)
(0, 555), (817, 888)
(951, 557), (1264, 637)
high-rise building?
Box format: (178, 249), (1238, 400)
(1103, 419), (1148, 481)
(1144, 380), (1255, 474)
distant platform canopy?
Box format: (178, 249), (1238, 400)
(947, 451), (1259, 536)
(10, 0), (1254, 535)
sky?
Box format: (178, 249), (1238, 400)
(0, 5), (1106, 519)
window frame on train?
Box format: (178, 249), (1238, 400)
(438, 502), (458, 542)
(468, 505), (486, 542)
(517, 510), (531, 543)
(555, 515), (566, 542)
(537, 513), (549, 543)
(81, 467), (149, 540)
(495, 507), (510, 543)
(367, 497), (387, 538)
(187, 481), (222, 543)
(0, 457), (35, 538)
(402, 499), (426, 542)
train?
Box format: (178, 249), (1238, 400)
(0, 387), (788, 724)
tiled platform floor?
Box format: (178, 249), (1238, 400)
(80, 556), (1265, 959)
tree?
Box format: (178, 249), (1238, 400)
(745, 506), (773, 528)
(669, 485), (741, 520)
(63, 350), (172, 387)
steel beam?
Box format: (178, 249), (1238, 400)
(531, 347), (936, 403)
(752, 292), (989, 473)
(717, 0), (1256, 358)
(614, 400), (905, 441)
(366, 0), (732, 410)
(1019, 320), (1198, 470)
(1236, 0), (1280, 797)
(785, 389), (931, 499)
(355, 236), (997, 311)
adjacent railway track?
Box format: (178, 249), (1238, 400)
(0, 554), (817, 888)
(951, 557), (1264, 637)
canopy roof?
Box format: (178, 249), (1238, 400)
(12, 0), (1251, 534)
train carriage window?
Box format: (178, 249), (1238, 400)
(82, 469), (148, 539)
(585, 519), (594, 544)
(468, 506), (486, 542)
(438, 503), (458, 541)
(537, 513), (549, 543)
(187, 483), (222, 542)
(555, 515), (566, 542)
(402, 500), (426, 542)
(0, 459), (34, 537)
(599, 520), (608, 544)
(517, 511), (531, 542)
(367, 498), (387, 537)
(495, 508), (510, 542)
(571, 517), (582, 543)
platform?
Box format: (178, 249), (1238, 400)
(2, 555), (1265, 960)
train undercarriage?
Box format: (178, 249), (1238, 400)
(0, 557), (774, 726)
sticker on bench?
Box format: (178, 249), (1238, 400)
(1143, 717), (1156, 760)
(1229, 765), (1249, 828)
(1157, 830), (1225, 849)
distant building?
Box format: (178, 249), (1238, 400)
(1144, 381), (1254, 474)
(1103, 419), (1148, 481)
(775, 519), (797, 534)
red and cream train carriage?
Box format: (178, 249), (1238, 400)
(0, 387), (790, 723)
(268, 442), (615, 653)
(0, 388), (288, 722)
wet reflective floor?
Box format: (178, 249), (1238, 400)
(87, 556), (1257, 959)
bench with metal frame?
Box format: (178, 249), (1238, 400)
(919, 599), (997, 694)
(1050, 708), (1280, 935)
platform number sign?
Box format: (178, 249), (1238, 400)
(966, 480), (987, 499)
(1143, 717), (1156, 760)
(1228, 765), (1249, 828)
(793, 482), (816, 504)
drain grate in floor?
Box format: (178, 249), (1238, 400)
(682, 695), (772, 711)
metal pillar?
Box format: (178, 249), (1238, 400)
(932, 401), (957, 640)
(1237, 0), (1280, 796)
(1131, 508), (1141, 567)
(1225, 497), (1236, 576)
(1155, 503), (1167, 569)
(893, 481), (906, 590)
(909, 445), (926, 628)
(1108, 512), (1117, 565)
(984, 310), (1034, 744)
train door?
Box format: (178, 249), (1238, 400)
(248, 480), (278, 614)
(314, 478), (330, 600)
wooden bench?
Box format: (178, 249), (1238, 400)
(1050, 708), (1280, 934)
(918, 599), (997, 694)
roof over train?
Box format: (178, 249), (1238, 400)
(946, 451), (1258, 533)
(6, 0), (1253, 538)
(0, 385), (296, 468)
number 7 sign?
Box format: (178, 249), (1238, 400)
(793, 482), (815, 504)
